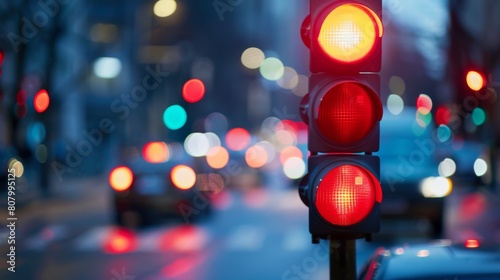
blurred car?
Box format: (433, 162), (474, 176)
(380, 108), (451, 237)
(109, 142), (212, 227)
(359, 240), (500, 279)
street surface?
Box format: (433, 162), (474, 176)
(0, 177), (499, 280)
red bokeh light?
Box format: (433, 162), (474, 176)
(34, 89), (50, 113)
(182, 79), (205, 103)
(436, 106), (451, 125)
(103, 228), (137, 254)
(465, 239), (480, 249)
(225, 128), (251, 151)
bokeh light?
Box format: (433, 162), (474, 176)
(11, 160), (24, 178)
(245, 145), (268, 168)
(472, 108), (486, 126)
(35, 145), (48, 163)
(163, 105), (187, 130)
(204, 112), (228, 135)
(184, 133), (210, 157)
(416, 94), (433, 115)
(389, 76), (406, 95)
(143, 142), (169, 163)
(387, 94), (404, 115)
(182, 79), (205, 103)
(93, 57), (121, 79)
(205, 132), (221, 149)
(283, 157), (306, 180)
(416, 111), (432, 128)
(277, 67), (299, 90)
(259, 57), (284, 81)
(27, 122), (46, 149)
(292, 75), (309, 97)
(438, 158), (456, 177)
(103, 228), (137, 254)
(206, 146), (229, 169)
(171, 165), (196, 190)
(474, 159), (488, 177)
(436, 106), (451, 125)
(241, 47), (265, 69)
(34, 89), (50, 113)
(226, 128), (251, 151)
(280, 146), (303, 164)
(437, 125), (452, 143)
(466, 71), (485, 91)
(154, 0), (177, 18)
(109, 166), (133, 191)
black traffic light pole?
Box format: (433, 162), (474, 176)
(330, 239), (356, 280)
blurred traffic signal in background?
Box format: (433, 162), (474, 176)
(466, 70), (486, 91)
(34, 89), (50, 113)
(299, 0), (383, 242)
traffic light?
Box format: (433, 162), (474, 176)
(466, 70), (486, 92)
(299, 0), (383, 242)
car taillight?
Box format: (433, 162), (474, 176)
(109, 166), (134, 191)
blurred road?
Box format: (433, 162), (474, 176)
(1, 177), (499, 280)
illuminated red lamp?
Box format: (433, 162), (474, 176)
(34, 89), (50, 113)
(308, 80), (382, 153)
(315, 165), (382, 226)
(0, 50), (4, 65)
(109, 166), (134, 191)
(317, 82), (381, 145)
(142, 142), (169, 163)
(182, 79), (205, 103)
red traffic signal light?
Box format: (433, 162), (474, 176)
(304, 0), (383, 73)
(34, 89), (50, 113)
(299, 0), (383, 242)
(315, 164), (381, 226)
(303, 155), (382, 240)
(304, 75), (382, 152)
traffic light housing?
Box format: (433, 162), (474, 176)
(299, 0), (383, 242)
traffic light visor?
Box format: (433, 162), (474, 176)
(317, 4), (382, 63)
(315, 165), (380, 226)
(316, 82), (382, 145)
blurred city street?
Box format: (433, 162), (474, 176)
(1, 174), (499, 279)
(2, 0), (500, 279)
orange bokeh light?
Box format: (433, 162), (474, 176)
(109, 166), (134, 191)
(182, 79), (205, 103)
(171, 165), (196, 190)
(280, 146), (303, 164)
(34, 89), (50, 113)
(206, 146), (229, 169)
(143, 142), (169, 163)
(466, 71), (485, 91)
(226, 128), (251, 151)
(245, 145), (268, 168)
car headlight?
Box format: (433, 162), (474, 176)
(419, 176), (452, 198)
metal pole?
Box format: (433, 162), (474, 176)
(330, 239), (356, 280)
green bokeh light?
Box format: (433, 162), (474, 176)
(437, 125), (452, 143)
(472, 108), (486, 126)
(163, 105), (187, 130)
